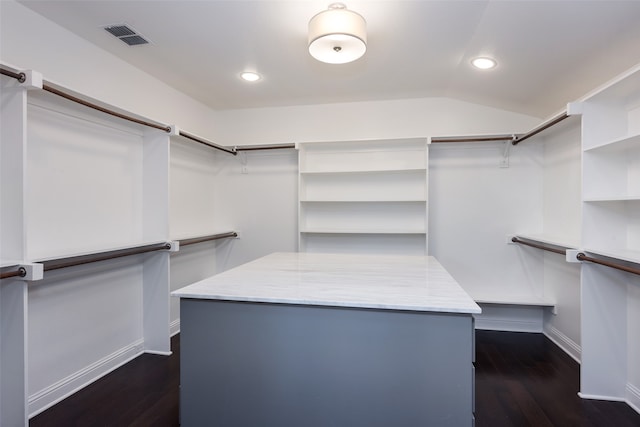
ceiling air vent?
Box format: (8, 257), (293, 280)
(104, 24), (149, 46)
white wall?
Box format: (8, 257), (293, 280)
(213, 149), (299, 271)
(215, 97), (539, 146)
(0, 0), (221, 142)
(429, 142), (545, 302)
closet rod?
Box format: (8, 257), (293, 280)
(41, 84), (172, 133)
(511, 237), (567, 255)
(177, 130), (237, 155)
(512, 112), (569, 145)
(431, 135), (514, 144)
(41, 242), (172, 272)
(0, 68), (26, 83)
(0, 266), (27, 280)
(235, 143), (296, 152)
(179, 231), (238, 247)
(577, 253), (640, 276)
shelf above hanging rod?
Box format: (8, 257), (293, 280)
(178, 231), (238, 247)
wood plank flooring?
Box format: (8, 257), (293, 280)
(30, 331), (640, 426)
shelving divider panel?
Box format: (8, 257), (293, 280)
(142, 128), (172, 355)
(0, 76), (29, 427)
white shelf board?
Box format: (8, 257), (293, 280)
(469, 292), (555, 307)
(583, 195), (640, 203)
(1, 259), (24, 269)
(583, 133), (640, 153)
(581, 247), (640, 265)
(300, 167), (427, 175)
(514, 233), (580, 249)
(300, 228), (427, 235)
(300, 199), (427, 203)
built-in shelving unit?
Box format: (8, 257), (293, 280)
(0, 72), (238, 424)
(576, 65), (640, 404)
(297, 139), (428, 255)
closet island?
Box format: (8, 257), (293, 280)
(172, 252), (480, 426)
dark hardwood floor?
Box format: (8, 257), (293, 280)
(30, 331), (640, 426)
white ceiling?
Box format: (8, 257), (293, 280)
(17, 0), (640, 118)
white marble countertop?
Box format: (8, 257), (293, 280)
(172, 252), (481, 314)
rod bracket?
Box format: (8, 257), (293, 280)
(168, 125), (180, 136)
(566, 249), (581, 263)
(20, 263), (44, 281)
(21, 70), (43, 90)
(500, 139), (512, 168)
(167, 241), (180, 252)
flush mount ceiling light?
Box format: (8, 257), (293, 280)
(240, 71), (261, 82)
(308, 3), (367, 64)
(471, 57), (497, 70)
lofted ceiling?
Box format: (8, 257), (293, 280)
(16, 0), (640, 119)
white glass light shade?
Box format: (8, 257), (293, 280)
(471, 57), (497, 70)
(308, 4), (367, 64)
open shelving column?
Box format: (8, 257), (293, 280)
(576, 66), (640, 401)
(298, 138), (428, 255)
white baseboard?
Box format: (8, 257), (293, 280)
(627, 383), (640, 415)
(170, 318), (180, 337)
(544, 324), (581, 364)
(28, 339), (144, 418)
(578, 392), (627, 402)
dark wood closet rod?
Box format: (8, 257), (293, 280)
(431, 111), (569, 145)
(577, 253), (640, 277)
(235, 143), (296, 151)
(431, 135), (514, 144)
(40, 242), (172, 272)
(41, 84), (172, 133)
(179, 232), (238, 247)
(178, 130), (237, 155)
(511, 237), (568, 255)
(0, 266), (27, 280)
(0, 68), (26, 83)
(512, 112), (569, 145)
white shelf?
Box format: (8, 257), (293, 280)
(583, 132), (640, 153)
(300, 167), (426, 174)
(1, 259), (24, 269)
(300, 199), (427, 203)
(300, 229), (426, 235)
(470, 293), (555, 307)
(583, 195), (640, 202)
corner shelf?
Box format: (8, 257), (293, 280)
(298, 138), (428, 255)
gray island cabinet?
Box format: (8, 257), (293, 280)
(172, 252), (481, 426)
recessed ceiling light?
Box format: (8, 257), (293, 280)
(240, 72), (261, 82)
(471, 57), (497, 70)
